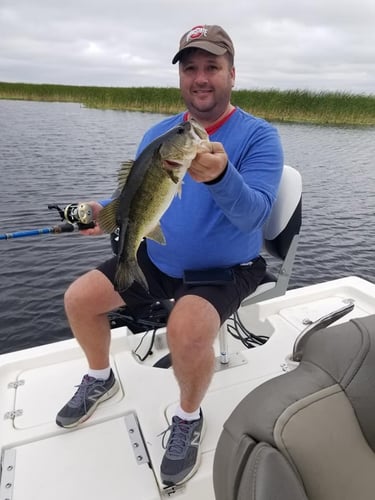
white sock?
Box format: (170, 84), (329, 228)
(87, 367), (111, 380)
(175, 405), (200, 421)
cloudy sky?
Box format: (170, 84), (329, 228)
(1, 0), (374, 95)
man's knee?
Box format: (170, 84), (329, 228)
(167, 295), (220, 348)
(64, 276), (87, 315)
(64, 270), (102, 312)
(65, 269), (125, 318)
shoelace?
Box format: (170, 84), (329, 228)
(68, 375), (97, 409)
(160, 417), (194, 456)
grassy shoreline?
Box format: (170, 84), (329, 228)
(1, 82), (374, 126)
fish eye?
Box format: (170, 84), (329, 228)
(176, 126), (185, 134)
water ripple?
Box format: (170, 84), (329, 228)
(1, 101), (375, 353)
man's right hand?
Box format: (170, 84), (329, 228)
(79, 201), (105, 236)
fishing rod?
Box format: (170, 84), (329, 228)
(0, 223), (75, 240)
(0, 203), (95, 240)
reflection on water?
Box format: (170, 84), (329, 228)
(0, 100), (374, 353)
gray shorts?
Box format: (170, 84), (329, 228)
(97, 241), (266, 324)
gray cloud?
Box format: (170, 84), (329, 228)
(0, 0), (374, 93)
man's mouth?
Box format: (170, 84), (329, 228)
(193, 89), (212, 95)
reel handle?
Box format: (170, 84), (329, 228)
(48, 203), (96, 229)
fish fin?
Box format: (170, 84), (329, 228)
(98, 199), (120, 234)
(115, 259), (149, 292)
(166, 169), (179, 184)
(176, 180), (183, 198)
(117, 160), (134, 190)
(146, 224), (166, 245)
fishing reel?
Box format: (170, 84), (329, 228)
(48, 203), (95, 229)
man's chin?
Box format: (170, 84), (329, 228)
(190, 98), (215, 114)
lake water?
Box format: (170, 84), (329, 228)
(1, 99), (374, 354)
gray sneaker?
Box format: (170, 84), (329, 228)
(160, 409), (204, 486)
(56, 369), (119, 428)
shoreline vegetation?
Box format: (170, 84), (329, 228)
(1, 82), (374, 126)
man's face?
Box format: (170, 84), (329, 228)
(179, 49), (235, 121)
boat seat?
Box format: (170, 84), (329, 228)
(218, 164), (302, 364)
(213, 314), (375, 500)
(109, 165), (302, 369)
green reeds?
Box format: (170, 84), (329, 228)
(232, 89), (375, 126)
(0, 82), (184, 114)
(1, 82), (374, 126)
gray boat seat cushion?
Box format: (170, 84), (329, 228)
(213, 315), (375, 500)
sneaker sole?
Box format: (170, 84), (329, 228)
(58, 379), (120, 429)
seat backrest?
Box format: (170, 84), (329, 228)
(213, 315), (375, 500)
(240, 165), (302, 307)
(263, 164), (302, 260)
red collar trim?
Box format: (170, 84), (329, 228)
(183, 107), (236, 135)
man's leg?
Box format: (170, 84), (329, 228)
(167, 294), (220, 412)
(64, 269), (125, 369)
(56, 269), (125, 428)
(160, 294), (220, 486)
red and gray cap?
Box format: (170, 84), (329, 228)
(172, 25), (234, 64)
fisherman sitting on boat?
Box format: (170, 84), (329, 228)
(56, 24), (284, 487)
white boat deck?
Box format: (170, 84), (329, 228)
(1, 276), (375, 500)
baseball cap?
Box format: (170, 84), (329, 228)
(172, 25), (234, 64)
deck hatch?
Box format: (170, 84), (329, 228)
(0, 417), (159, 500)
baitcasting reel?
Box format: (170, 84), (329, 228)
(48, 203), (95, 229)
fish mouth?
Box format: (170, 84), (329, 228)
(163, 159), (183, 169)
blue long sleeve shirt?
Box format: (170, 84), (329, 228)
(127, 107), (283, 278)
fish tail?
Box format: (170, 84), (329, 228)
(114, 258), (149, 292)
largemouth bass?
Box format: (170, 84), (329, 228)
(98, 119), (209, 291)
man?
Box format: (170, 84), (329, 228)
(56, 25), (283, 486)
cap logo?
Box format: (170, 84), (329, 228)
(172, 24), (234, 64)
(186, 26), (208, 42)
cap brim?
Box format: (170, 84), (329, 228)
(172, 41), (228, 64)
